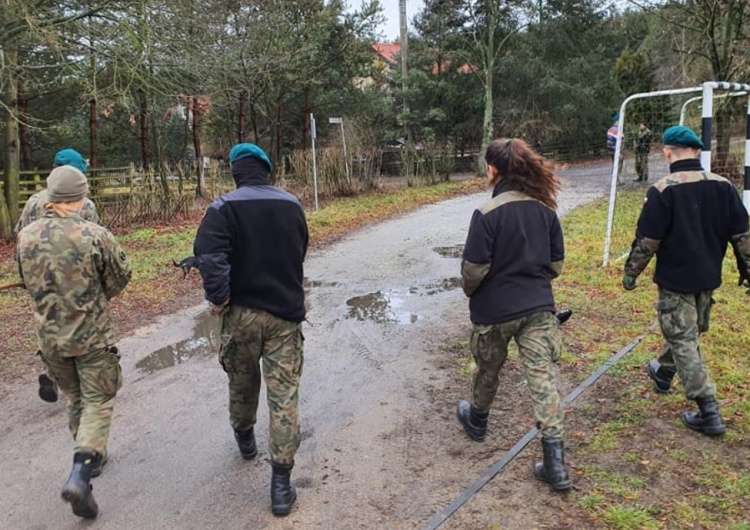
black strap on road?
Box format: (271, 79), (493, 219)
(423, 330), (650, 530)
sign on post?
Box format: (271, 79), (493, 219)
(329, 117), (350, 184)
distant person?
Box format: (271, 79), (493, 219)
(457, 138), (571, 491)
(607, 117), (624, 178)
(14, 148), (100, 404)
(16, 166), (131, 519)
(623, 125), (750, 436)
(193, 143), (308, 516)
(634, 123), (653, 182)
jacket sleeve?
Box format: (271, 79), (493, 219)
(99, 231), (132, 300)
(193, 206), (232, 305)
(547, 215), (565, 278)
(728, 187), (750, 275)
(625, 187), (668, 277)
(82, 199), (101, 225)
(461, 209), (493, 297)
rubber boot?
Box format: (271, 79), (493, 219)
(271, 463), (296, 516)
(456, 400), (488, 442)
(38, 373), (59, 403)
(533, 438), (571, 491)
(682, 396), (726, 436)
(234, 428), (258, 460)
(555, 309), (573, 326)
(646, 360), (674, 394)
(61, 453), (99, 519)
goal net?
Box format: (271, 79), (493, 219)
(601, 82), (750, 267)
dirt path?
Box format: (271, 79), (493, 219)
(0, 164), (611, 530)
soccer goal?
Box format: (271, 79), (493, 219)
(601, 81), (750, 267)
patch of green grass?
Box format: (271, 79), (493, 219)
(601, 505), (660, 530)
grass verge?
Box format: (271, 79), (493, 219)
(0, 177), (485, 384)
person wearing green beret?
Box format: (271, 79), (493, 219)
(14, 148), (101, 406)
(622, 125), (750, 437)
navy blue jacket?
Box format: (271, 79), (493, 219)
(193, 158), (308, 322)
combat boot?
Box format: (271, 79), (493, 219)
(271, 463), (296, 516)
(90, 452), (108, 478)
(234, 428), (258, 460)
(646, 360), (674, 394)
(38, 373), (58, 403)
(61, 452), (99, 519)
(555, 309), (573, 326)
(682, 396), (726, 436)
(456, 400), (488, 442)
(533, 438), (571, 491)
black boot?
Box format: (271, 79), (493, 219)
(90, 452), (108, 479)
(682, 396), (726, 436)
(456, 400), (488, 442)
(271, 463), (297, 516)
(646, 360), (674, 394)
(555, 309), (573, 326)
(534, 438), (571, 491)
(61, 453), (99, 519)
(38, 373), (59, 403)
(234, 428), (258, 460)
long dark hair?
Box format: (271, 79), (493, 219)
(485, 138), (561, 210)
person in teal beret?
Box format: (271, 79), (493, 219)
(622, 125), (750, 437)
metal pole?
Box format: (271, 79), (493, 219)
(701, 83), (714, 172)
(310, 113), (319, 211)
(341, 120), (350, 185)
(744, 95), (750, 212)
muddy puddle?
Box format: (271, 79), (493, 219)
(345, 277), (462, 324)
(432, 245), (464, 258)
(136, 312), (220, 373)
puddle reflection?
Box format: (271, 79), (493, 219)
(136, 312), (220, 373)
(346, 291), (418, 325)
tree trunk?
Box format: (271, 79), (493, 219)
(193, 97), (204, 197)
(479, 30), (495, 176)
(139, 89), (151, 170)
(2, 40), (21, 236)
(89, 98), (98, 170)
(250, 100), (259, 143)
(18, 75), (32, 171)
(273, 98), (283, 183)
(237, 91), (245, 144)
(302, 86), (311, 149)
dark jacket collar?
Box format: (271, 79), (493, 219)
(231, 157), (271, 187)
(669, 158), (703, 173)
(492, 179), (517, 197)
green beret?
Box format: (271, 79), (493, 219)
(228, 143), (272, 171)
(54, 148), (88, 174)
(662, 126), (704, 149)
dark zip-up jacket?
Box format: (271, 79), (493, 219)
(461, 180), (564, 325)
(193, 158), (308, 322)
(625, 158), (750, 293)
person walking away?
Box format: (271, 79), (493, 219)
(635, 123), (653, 182)
(623, 125), (750, 436)
(14, 148), (100, 404)
(456, 138), (571, 491)
(16, 166), (131, 519)
(193, 143), (308, 516)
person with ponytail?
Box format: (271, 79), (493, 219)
(456, 138), (571, 491)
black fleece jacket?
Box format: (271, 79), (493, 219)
(193, 158), (308, 321)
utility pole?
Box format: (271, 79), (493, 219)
(399, 0), (411, 146)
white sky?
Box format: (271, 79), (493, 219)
(377, 0), (425, 40)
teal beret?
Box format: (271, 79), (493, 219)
(662, 126), (704, 149)
(228, 143), (272, 170)
(53, 148), (88, 174)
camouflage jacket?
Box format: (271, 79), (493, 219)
(16, 211), (131, 357)
(625, 159), (750, 292)
(14, 189), (99, 235)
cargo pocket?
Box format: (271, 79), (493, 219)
(100, 347), (123, 397)
(548, 324), (563, 364)
(469, 324), (494, 364)
(696, 293), (714, 334)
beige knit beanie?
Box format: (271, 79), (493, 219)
(47, 166), (89, 203)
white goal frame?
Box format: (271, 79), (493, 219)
(602, 81), (750, 267)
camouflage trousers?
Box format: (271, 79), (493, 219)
(635, 152), (649, 181)
(656, 287), (716, 399)
(40, 347), (122, 457)
(219, 305), (304, 466)
(470, 311), (564, 440)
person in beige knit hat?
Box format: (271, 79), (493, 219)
(16, 165), (131, 519)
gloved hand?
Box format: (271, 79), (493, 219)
(622, 274), (637, 291)
(173, 256), (200, 278)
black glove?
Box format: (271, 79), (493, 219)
(555, 308), (572, 326)
(731, 241), (750, 294)
(173, 256), (200, 278)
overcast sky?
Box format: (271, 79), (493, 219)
(377, 0), (425, 40)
